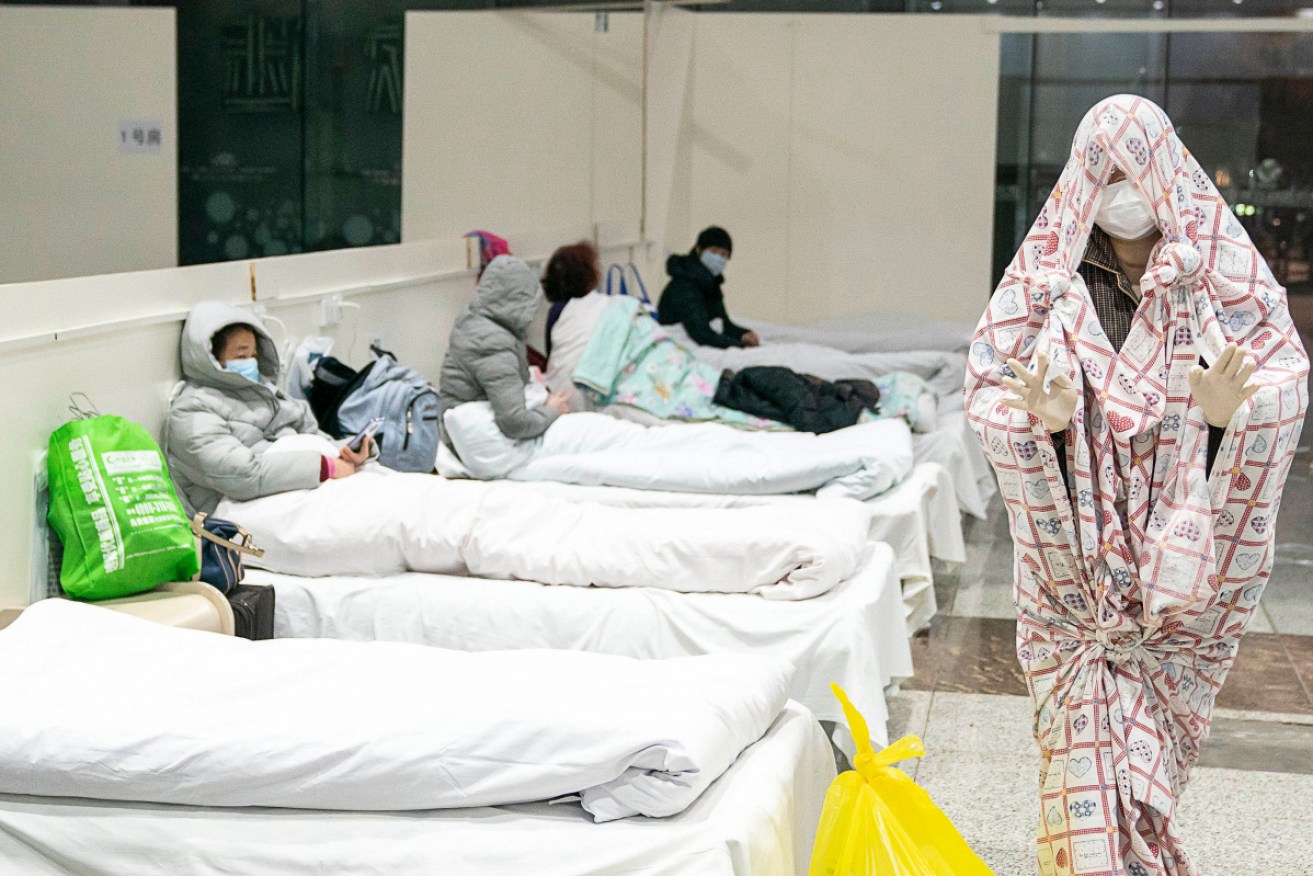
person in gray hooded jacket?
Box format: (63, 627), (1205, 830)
(165, 301), (370, 516)
(439, 255), (570, 449)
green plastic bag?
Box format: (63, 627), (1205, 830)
(47, 415), (200, 600)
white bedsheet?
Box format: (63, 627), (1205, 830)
(0, 700), (833, 876)
(251, 541), (912, 749)
(217, 467), (870, 600)
(441, 409), (914, 501)
(913, 406), (995, 519)
(0, 600), (790, 821)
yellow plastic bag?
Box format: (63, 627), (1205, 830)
(809, 684), (995, 876)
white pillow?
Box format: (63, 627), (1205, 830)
(442, 385), (548, 478)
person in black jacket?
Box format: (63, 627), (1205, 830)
(657, 226), (760, 349)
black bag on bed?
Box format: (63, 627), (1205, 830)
(227, 584), (275, 640)
(307, 355), (367, 437)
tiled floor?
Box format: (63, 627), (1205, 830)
(885, 690), (1313, 875)
(885, 335), (1313, 872)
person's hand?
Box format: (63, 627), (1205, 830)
(741, 331), (761, 348)
(339, 436), (371, 467)
(1190, 342), (1259, 428)
(1001, 351), (1078, 433)
(331, 458), (358, 479)
(547, 390), (572, 415)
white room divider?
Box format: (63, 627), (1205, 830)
(402, 11), (643, 244)
(646, 11), (1001, 326)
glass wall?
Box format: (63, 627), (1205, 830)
(176, 0), (407, 264)
(994, 29), (1313, 295)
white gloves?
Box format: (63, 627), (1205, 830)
(1002, 343), (1258, 434)
(1189, 342), (1258, 428)
(1002, 352), (1078, 434)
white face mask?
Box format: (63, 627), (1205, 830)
(1095, 180), (1158, 241)
(700, 251), (728, 277)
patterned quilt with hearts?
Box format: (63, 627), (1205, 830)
(964, 94), (1308, 875)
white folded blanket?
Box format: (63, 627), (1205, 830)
(441, 408), (914, 502)
(0, 600), (792, 821)
(218, 468), (870, 599)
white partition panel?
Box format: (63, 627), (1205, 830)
(0, 8), (177, 284)
(648, 13), (999, 325)
(787, 17), (999, 324)
(684, 17), (795, 323)
(403, 11), (642, 243)
(591, 13), (645, 227)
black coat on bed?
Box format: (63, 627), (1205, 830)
(713, 367), (881, 434)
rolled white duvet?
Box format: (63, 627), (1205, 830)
(218, 468), (871, 600)
(0, 599), (792, 821)
(441, 407), (914, 502)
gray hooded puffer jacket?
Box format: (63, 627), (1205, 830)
(438, 256), (559, 445)
(164, 301), (324, 516)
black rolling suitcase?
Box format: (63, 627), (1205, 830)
(227, 584), (275, 640)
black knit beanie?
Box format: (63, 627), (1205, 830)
(695, 226), (733, 254)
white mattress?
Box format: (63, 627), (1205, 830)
(913, 408), (995, 520)
(251, 543), (913, 750)
(490, 462), (966, 624)
(0, 700), (834, 876)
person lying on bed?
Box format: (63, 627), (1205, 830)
(439, 255), (571, 450)
(657, 226), (761, 350)
(165, 302), (371, 516)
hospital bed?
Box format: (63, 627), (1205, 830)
(504, 461), (964, 632)
(252, 541), (912, 752)
(0, 701), (831, 876)
(434, 402), (972, 618)
(0, 600), (833, 876)
(658, 332), (993, 519)
(547, 291), (991, 516)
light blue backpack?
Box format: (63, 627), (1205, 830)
(334, 351), (441, 473)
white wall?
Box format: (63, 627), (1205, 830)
(648, 14), (1000, 325)
(0, 8), (177, 284)
(402, 11), (642, 242)
(404, 10), (998, 325)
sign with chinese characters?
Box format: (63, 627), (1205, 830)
(120, 119), (164, 155)
(222, 13), (301, 113)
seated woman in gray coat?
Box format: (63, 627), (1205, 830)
(438, 255), (570, 449)
(165, 301), (370, 516)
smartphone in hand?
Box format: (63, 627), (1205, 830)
(347, 417), (385, 453)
